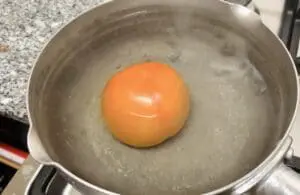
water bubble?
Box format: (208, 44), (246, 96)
(220, 42), (236, 56)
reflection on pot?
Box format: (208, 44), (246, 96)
(223, 0), (260, 14)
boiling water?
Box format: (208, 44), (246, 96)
(44, 21), (276, 195)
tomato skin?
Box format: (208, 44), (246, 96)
(101, 62), (190, 148)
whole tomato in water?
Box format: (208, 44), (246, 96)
(101, 62), (190, 148)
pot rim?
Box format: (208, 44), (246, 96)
(26, 0), (300, 194)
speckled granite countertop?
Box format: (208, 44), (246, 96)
(0, 0), (104, 123)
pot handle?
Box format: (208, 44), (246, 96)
(27, 127), (53, 164)
(254, 163), (300, 195)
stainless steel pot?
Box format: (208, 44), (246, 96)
(27, 0), (300, 194)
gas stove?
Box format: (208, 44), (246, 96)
(3, 0), (300, 194)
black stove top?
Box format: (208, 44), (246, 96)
(26, 0), (300, 194)
(280, 0), (300, 69)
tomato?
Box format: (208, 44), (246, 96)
(101, 62), (190, 148)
